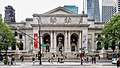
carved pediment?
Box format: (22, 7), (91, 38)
(44, 6), (77, 14)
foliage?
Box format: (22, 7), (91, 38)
(102, 14), (120, 51)
(0, 17), (16, 51)
(96, 34), (103, 50)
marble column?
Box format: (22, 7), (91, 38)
(50, 31), (54, 52)
(65, 31), (68, 52)
(51, 31), (56, 52)
(50, 31), (53, 49)
(23, 35), (26, 50)
(67, 31), (71, 52)
(79, 31), (82, 52)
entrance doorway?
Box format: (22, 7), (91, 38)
(71, 33), (78, 52)
(57, 33), (64, 53)
(43, 33), (50, 52)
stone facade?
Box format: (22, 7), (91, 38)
(7, 7), (104, 57)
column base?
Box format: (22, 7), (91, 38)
(50, 49), (56, 52)
(65, 49), (71, 52)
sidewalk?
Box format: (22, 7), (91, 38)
(0, 61), (115, 66)
(36, 62), (115, 66)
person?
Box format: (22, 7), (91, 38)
(32, 56), (35, 65)
(8, 56), (11, 66)
(117, 58), (120, 68)
(98, 55), (100, 60)
(93, 56), (96, 64)
(56, 55), (59, 63)
(11, 55), (16, 65)
(48, 57), (51, 63)
(86, 56), (89, 63)
(3, 56), (8, 65)
(91, 56), (94, 64)
(50, 57), (54, 64)
(20, 55), (24, 63)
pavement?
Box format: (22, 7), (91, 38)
(0, 61), (117, 68)
(0, 60), (116, 66)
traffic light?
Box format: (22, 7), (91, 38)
(14, 31), (18, 36)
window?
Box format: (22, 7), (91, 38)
(71, 46), (75, 51)
(19, 34), (22, 39)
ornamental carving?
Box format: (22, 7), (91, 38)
(64, 17), (71, 23)
(79, 17), (83, 23)
(36, 17), (42, 23)
(50, 17), (57, 23)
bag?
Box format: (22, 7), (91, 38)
(53, 55), (55, 57)
(48, 59), (50, 62)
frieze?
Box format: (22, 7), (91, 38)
(33, 14), (88, 17)
(64, 17), (71, 23)
(31, 24), (90, 27)
(50, 17), (57, 23)
(79, 17), (83, 23)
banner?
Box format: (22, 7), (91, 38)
(34, 33), (38, 48)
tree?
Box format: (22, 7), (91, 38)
(0, 16), (16, 55)
(102, 14), (120, 51)
(96, 34), (103, 50)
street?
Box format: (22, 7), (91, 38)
(0, 61), (117, 68)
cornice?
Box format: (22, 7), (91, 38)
(88, 27), (103, 30)
(33, 14), (88, 17)
(31, 24), (90, 27)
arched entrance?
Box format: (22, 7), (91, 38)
(42, 33), (50, 52)
(70, 33), (78, 52)
(97, 41), (101, 50)
(57, 33), (64, 53)
(11, 42), (16, 50)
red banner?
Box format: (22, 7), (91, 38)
(34, 33), (38, 48)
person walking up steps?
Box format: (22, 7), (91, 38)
(32, 56), (35, 65)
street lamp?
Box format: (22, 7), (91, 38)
(36, 17), (42, 65)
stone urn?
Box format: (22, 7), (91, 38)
(99, 47), (107, 59)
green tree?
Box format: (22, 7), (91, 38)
(96, 34), (103, 50)
(102, 14), (120, 51)
(0, 16), (16, 55)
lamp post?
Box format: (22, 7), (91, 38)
(37, 17), (42, 65)
(14, 26), (42, 64)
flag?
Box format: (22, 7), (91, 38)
(34, 33), (38, 48)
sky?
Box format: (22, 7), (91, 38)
(0, 0), (85, 22)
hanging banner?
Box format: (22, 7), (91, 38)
(34, 33), (38, 48)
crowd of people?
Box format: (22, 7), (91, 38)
(2, 54), (16, 66)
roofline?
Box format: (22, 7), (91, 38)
(33, 14), (88, 17)
(43, 6), (77, 14)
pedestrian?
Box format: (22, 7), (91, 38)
(8, 56), (11, 66)
(91, 56), (94, 64)
(32, 56), (35, 65)
(98, 55), (100, 60)
(86, 56), (89, 62)
(93, 56), (96, 64)
(3, 56), (8, 65)
(20, 55), (24, 63)
(51, 57), (54, 64)
(117, 58), (120, 68)
(11, 55), (16, 65)
(56, 55), (60, 63)
(48, 57), (51, 63)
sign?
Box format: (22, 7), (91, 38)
(41, 44), (47, 47)
(34, 33), (38, 48)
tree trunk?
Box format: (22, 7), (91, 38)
(5, 50), (7, 56)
